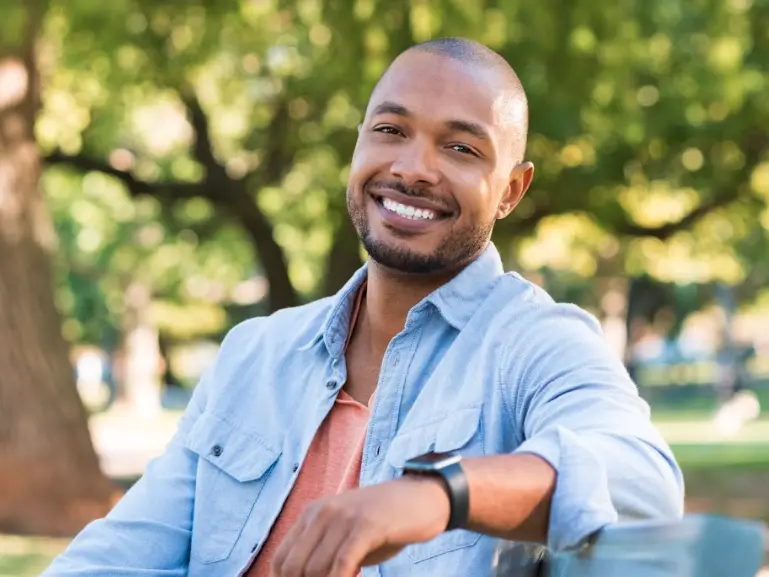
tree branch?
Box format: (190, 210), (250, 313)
(258, 99), (292, 186)
(615, 131), (769, 239)
(508, 131), (769, 241)
(180, 94), (221, 177)
(179, 94), (299, 310)
(614, 192), (738, 239)
(45, 150), (205, 201)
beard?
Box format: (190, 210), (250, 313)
(347, 185), (494, 275)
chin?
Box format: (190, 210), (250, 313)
(362, 235), (450, 275)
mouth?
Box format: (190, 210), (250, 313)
(373, 195), (446, 221)
(368, 192), (454, 234)
(367, 186), (455, 222)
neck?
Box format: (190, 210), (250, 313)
(360, 260), (460, 354)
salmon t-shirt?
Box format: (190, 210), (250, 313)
(246, 285), (370, 577)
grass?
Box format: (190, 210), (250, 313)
(0, 535), (68, 577)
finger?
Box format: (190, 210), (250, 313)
(271, 507), (329, 577)
(329, 526), (383, 577)
(269, 517), (310, 577)
(302, 518), (351, 577)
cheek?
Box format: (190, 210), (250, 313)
(449, 170), (496, 219)
(348, 142), (385, 187)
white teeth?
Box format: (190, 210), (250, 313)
(381, 198), (436, 220)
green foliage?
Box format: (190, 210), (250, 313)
(45, 166), (255, 343)
(35, 0), (769, 345)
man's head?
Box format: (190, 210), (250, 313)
(346, 37), (535, 276)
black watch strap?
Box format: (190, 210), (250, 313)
(439, 460), (470, 531)
(406, 460), (470, 531)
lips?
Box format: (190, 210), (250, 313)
(366, 185), (455, 218)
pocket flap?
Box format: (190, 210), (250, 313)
(186, 411), (281, 483)
(386, 406), (482, 469)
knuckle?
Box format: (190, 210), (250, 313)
(271, 552), (286, 575)
(305, 559), (327, 577)
(304, 501), (322, 518)
(353, 511), (379, 535)
(332, 552), (357, 577)
(271, 560), (284, 577)
(337, 540), (358, 565)
(281, 558), (302, 577)
(315, 500), (347, 524)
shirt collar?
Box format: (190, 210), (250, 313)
(424, 242), (505, 330)
(309, 242), (505, 358)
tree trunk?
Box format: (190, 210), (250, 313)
(0, 1), (115, 536)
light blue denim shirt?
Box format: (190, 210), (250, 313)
(43, 243), (684, 577)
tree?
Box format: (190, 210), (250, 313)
(44, 0), (769, 316)
(0, 0), (114, 536)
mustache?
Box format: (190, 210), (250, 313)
(365, 180), (454, 211)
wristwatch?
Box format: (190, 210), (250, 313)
(402, 451), (470, 531)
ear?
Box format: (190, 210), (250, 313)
(497, 161), (535, 219)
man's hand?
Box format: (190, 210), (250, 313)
(269, 476), (450, 577)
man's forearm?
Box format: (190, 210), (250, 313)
(462, 453), (556, 542)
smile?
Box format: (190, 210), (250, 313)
(380, 197), (437, 221)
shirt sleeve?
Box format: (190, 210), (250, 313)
(506, 304), (685, 552)
(40, 370), (211, 577)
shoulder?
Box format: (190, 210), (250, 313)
(219, 296), (335, 355)
(486, 274), (618, 373)
(488, 273), (604, 338)
(196, 296), (335, 407)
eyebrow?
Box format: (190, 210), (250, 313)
(371, 100), (491, 141)
(446, 119), (491, 141)
(372, 101), (411, 117)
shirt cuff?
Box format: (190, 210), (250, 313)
(514, 426), (618, 551)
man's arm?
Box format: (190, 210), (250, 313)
(40, 371), (210, 576)
(491, 303), (685, 550)
(267, 305), (683, 577)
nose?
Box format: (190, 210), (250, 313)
(390, 139), (440, 187)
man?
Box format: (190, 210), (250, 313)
(43, 37), (684, 577)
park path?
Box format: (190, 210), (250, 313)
(89, 408), (181, 479)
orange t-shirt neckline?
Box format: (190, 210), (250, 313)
(245, 283), (370, 576)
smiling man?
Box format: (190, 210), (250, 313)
(43, 38), (684, 577)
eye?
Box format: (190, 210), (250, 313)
(449, 143), (479, 156)
(373, 125), (403, 136)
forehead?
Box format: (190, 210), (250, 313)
(367, 52), (513, 132)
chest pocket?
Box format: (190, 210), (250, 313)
(185, 410), (281, 564)
(386, 405), (485, 564)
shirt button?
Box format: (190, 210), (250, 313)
(392, 352), (400, 366)
(210, 444), (223, 457)
(375, 446), (381, 457)
(292, 462), (300, 473)
(326, 379), (338, 390)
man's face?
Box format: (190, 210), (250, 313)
(346, 51), (533, 275)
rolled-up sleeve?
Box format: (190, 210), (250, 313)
(507, 304), (685, 552)
(40, 369), (211, 576)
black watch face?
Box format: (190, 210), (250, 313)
(406, 451), (461, 470)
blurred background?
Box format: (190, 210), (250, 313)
(1, 0), (768, 574)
